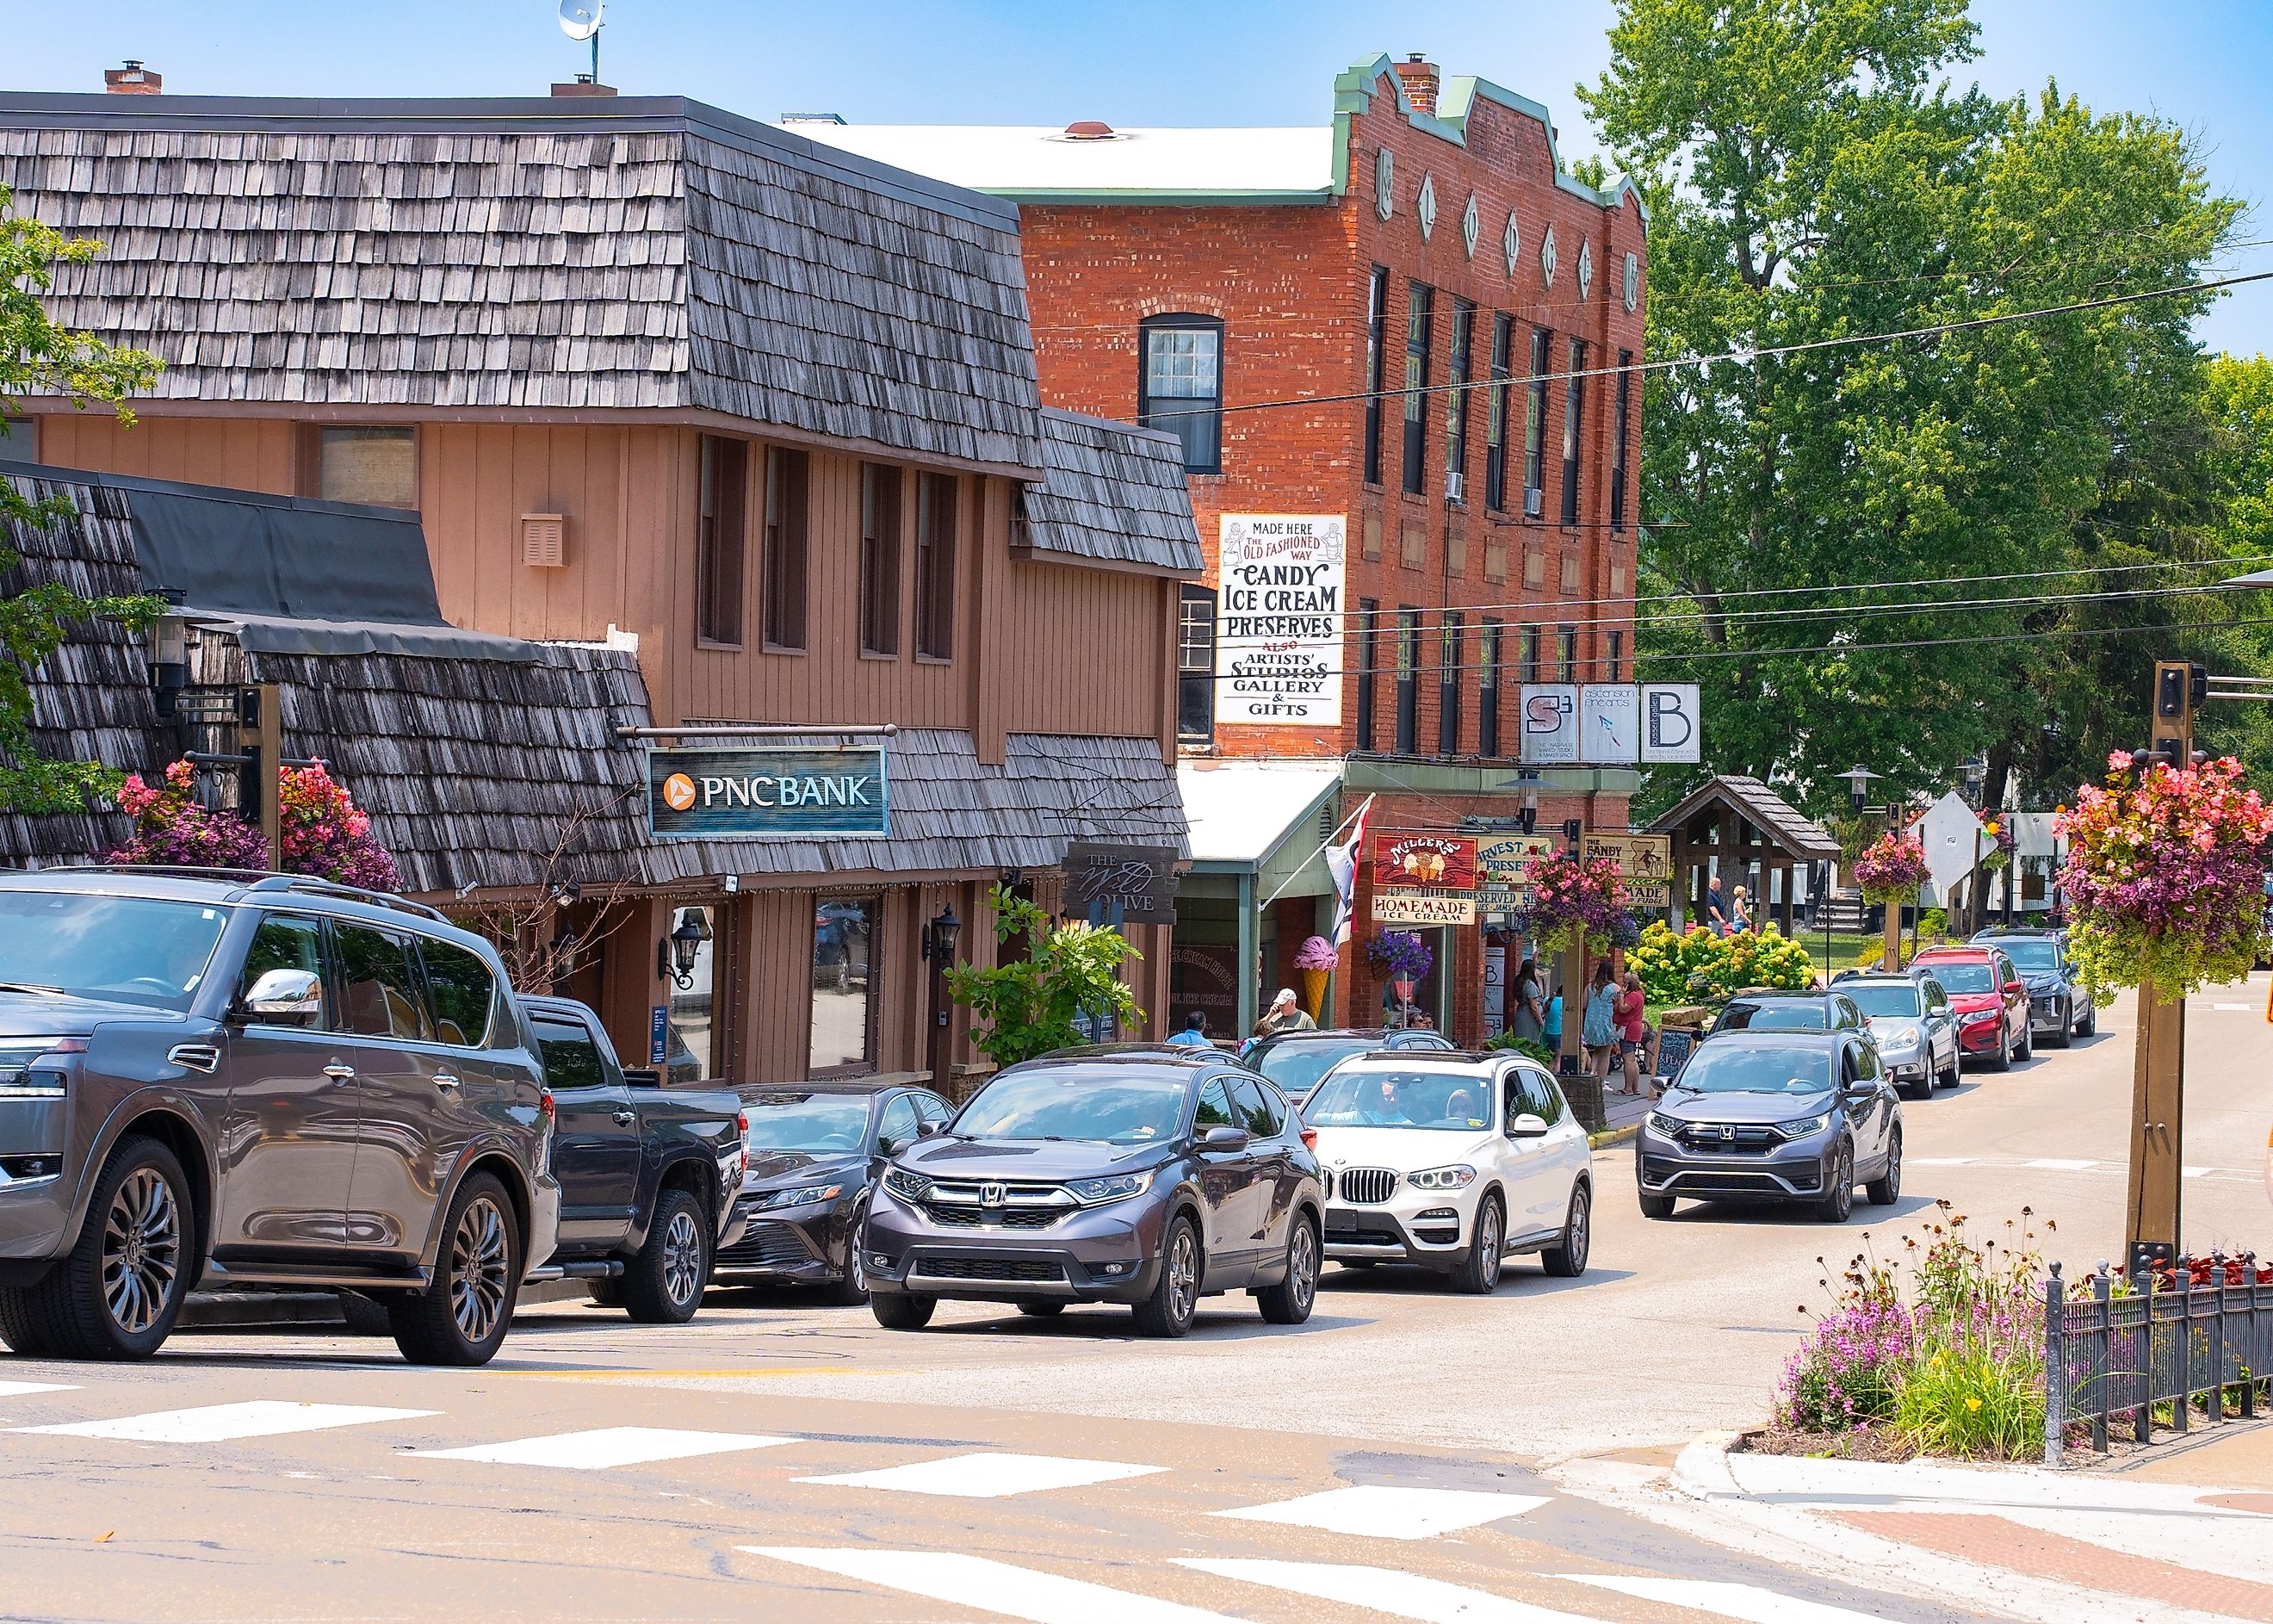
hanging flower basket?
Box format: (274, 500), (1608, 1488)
(1979, 817), (2017, 872)
(1514, 850), (1634, 958)
(1853, 832), (1929, 906)
(108, 758), (400, 891)
(1365, 929), (1434, 983)
(2056, 752), (2273, 1000)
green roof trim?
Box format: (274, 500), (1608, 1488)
(986, 187), (1334, 207)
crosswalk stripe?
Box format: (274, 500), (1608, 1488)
(797, 1450), (1167, 1499)
(416, 1427), (796, 1470)
(744, 1547), (1244, 1623)
(0, 1380), (77, 1398)
(14, 1400), (436, 1443)
(2024, 1158), (2096, 1171)
(1556, 1572), (1889, 1622)
(1180, 1558), (1601, 1622)
(1211, 1484), (1550, 1540)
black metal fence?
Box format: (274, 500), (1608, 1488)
(2045, 1257), (2273, 1466)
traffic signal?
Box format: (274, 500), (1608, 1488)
(2191, 661), (2208, 708)
(2157, 665), (2187, 720)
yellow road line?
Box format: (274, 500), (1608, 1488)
(494, 1366), (876, 1380)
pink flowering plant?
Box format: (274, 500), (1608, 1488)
(2055, 752), (2273, 1000)
(1852, 832), (1929, 905)
(1293, 934), (1339, 971)
(108, 758), (399, 890)
(1515, 850), (1633, 956)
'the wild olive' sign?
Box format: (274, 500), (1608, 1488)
(647, 745), (890, 840)
(1063, 842), (1179, 920)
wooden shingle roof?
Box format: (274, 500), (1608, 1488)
(1647, 773), (1840, 860)
(1019, 408), (1205, 575)
(0, 94), (1046, 473)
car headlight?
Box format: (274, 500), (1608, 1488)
(1775, 1110), (1835, 1139)
(761, 1181), (845, 1210)
(1876, 1022), (1918, 1048)
(1409, 1164), (1477, 1191)
(1960, 1009), (2001, 1026)
(1067, 1169), (1155, 1205)
(882, 1167), (932, 1202)
(1646, 1112), (1686, 1137)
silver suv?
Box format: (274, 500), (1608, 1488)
(0, 868), (559, 1366)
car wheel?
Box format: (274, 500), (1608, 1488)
(1936, 1046), (1961, 1089)
(1256, 1213), (1319, 1324)
(1866, 1130), (1903, 1206)
(585, 1279), (622, 1308)
(2016, 1020), (2034, 1062)
(1449, 1195), (1504, 1294)
(9, 1136), (192, 1361)
(870, 1290), (936, 1330)
(2047, 1002), (2073, 1048)
(822, 1205), (870, 1306)
(619, 1187), (709, 1324)
(1131, 1214), (1201, 1338)
(1638, 1191), (1675, 1220)
(388, 1172), (520, 1367)
(1987, 1030), (2012, 1072)
(1015, 1300), (1065, 1317)
(1815, 1141), (1855, 1223)
(1542, 1182), (1590, 1278)
(2080, 1003), (2097, 1038)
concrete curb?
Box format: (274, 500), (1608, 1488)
(1588, 1124), (1638, 1150)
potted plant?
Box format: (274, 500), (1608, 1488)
(1365, 929), (1434, 1020)
(1292, 933), (1337, 1021)
(1514, 849), (1633, 957)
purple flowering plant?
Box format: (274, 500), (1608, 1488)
(1515, 850), (1634, 955)
(108, 758), (399, 891)
(1365, 929), (1434, 982)
(1852, 832), (1929, 905)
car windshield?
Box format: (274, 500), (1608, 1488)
(1844, 982), (1923, 1019)
(953, 1066), (1190, 1144)
(1304, 1068), (1494, 1130)
(1718, 1001), (1826, 1031)
(1253, 1038), (1370, 1100)
(1923, 960), (1996, 994)
(743, 1094), (870, 1153)
(0, 891), (230, 1013)
(1675, 1045), (1833, 1094)
(1987, 938), (2060, 972)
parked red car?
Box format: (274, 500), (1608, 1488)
(1910, 946), (2031, 1070)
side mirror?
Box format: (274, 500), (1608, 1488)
(875, 1136), (899, 1158)
(1508, 1113), (1549, 1138)
(916, 1119), (945, 1138)
(238, 968), (321, 1023)
(620, 1067), (663, 1088)
(1200, 1125), (1250, 1152)
(2004, 980), (2024, 996)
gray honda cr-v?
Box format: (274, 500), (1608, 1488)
(863, 1045), (1323, 1338)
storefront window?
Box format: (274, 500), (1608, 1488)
(810, 896), (877, 1075)
(666, 905), (715, 1083)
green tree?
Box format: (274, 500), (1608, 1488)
(0, 184), (164, 812)
(1585, 0), (2237, 818)
(945, 884), (1145, 1069)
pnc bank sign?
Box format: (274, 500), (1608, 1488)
(647, 745), (890, 840)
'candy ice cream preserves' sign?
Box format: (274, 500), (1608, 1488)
(1217, 514), (1346, 727)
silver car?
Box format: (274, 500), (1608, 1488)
(1836, 974), (1960, 1096)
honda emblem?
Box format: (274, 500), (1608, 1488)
(1719, 1125), (1735, 1142)
(980, 1181), (1007, 1208)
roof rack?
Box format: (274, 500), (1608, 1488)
(242, 874), (449, 924)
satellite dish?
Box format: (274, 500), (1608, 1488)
(559, 0), (603, 41)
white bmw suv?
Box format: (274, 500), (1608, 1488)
(1304, 1052), (1592, 1292)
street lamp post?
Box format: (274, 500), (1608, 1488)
(1837, 766), (1887, 971)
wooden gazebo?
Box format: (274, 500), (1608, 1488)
(1647, 775), (1841, 934)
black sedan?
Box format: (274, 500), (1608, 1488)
(1971, 927), (2093, 1044)
(1240, 1026), (1458, 1106)
(715, 1082), (953, 1303)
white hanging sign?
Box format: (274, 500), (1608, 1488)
(1640, 684), (1702, 763)
(1217, 514), (1346, 727)
(1519, 684), (1578, 764)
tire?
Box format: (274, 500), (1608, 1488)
(388, 1172), (520, 1367)
(2047, 1003), (2073, 1048)
(1638, 1192), (1676, 1220)
(1542, 1182), (1591, 1278)
(1131, 1214), (1201, 1338)
(1256, 1214), (1319, 1324)
(2080, 1003), (2098, 1038)
(586, 1279), (622, 1308)
(822, 1206), (870, 1306)
(1015, 1300), (1065, 1317)
(1986, 1030), (2012, 1072)
(619, 1187), (709, 1324)
(870, 1290), (936, 1330)
(1936, 1046), (1961, 1089)
(1340, 1259), (1377, 1270)
(1449, 1195), (1505, 1295)
(5, 1136), (191, 1361)
(1816, 1141), (1855, 1224)
(2016, 1020), (2034, 1063)
(1865, 1131), (1903, 1206)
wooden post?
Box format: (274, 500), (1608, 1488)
(2125, 976), (2185, 1271)
(1882, 893), (1903, 972)
(238, 682), (282, 871)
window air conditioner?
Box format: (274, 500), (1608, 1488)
(1445, 471), (1465, 504)
(1523, 487), (1544, 518)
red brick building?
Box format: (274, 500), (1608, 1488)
(795, 54), (1648, 1040)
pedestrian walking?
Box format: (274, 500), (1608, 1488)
(1730, 884), (1753, 934)
(1705, 874), (1730, 936)
(1615, 970), (1651, 1096)
(1543, 984), (1564, 1053)
(1509, 958), (1545, 1043)
(1582, 961), (1620, 1080)
(1168, 1010), (1211, 1046)
(1254, 987), (1316, 1037)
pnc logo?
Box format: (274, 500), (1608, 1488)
(661, 772), (698, 812)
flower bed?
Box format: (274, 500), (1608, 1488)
(108, 759), (399, 889)
(1626, 919), (1814, 1004)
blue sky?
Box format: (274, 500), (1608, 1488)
(11, 1), (2271, 355)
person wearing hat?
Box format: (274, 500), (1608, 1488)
(1255, 987), (1316, 1037)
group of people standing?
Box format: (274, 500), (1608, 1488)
(1505, 956), (1658, 1097)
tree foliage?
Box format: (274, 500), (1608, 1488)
(945, 884), (1145, 1069)
(0, 184), (164, 812)
(1584, 0), (2240, 818)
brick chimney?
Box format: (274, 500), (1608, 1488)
(1392, 54), (1439, 116)
(103, 59), (162, 95)
(550, 75), (618, 97)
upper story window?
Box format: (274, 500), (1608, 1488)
(1402, 283), (1434, 496)
(1523, 329), (1550, 518)
(1606, 628), (1625, 683)
(859, 463), (902, 656)
(1520, 624), (1542, 686)
(1561, 338), (1588, 527)
(1437, 611), (1465, 757)
(915, 471), (958, 661)
(1138, 314), (1223, 474)
(1558, 624), (1578, 683)
(319, 426), (417, 509)
(1363, 268), (1390, 486)
(1178, 585), (1217, 745)
(1394, 607), (1421, 754)
(696, 435), (748, 647)
(1484, 314), (1513, 513)
(763, 447), (810, 651)
(1355, 598), (1381, 753)
(1444, 299), (1474, 498)
(1611, 350), (1634, 533)
(1478, 619), (1503, 757)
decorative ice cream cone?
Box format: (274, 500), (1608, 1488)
(1298, 967), (1328, 1020)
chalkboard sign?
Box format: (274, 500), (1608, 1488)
(1655, 1027), (1696, 1082)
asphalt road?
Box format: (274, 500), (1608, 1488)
(0, 979), (2263, 1623)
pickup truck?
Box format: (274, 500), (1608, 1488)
(517, 995), (747, 1323)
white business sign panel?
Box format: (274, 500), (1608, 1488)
(1519, 684), (1579, 764)
(1217, 514), (1346, 727)
(1581, 684), (1641, 764)
(1641, 684), (1702, 763)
